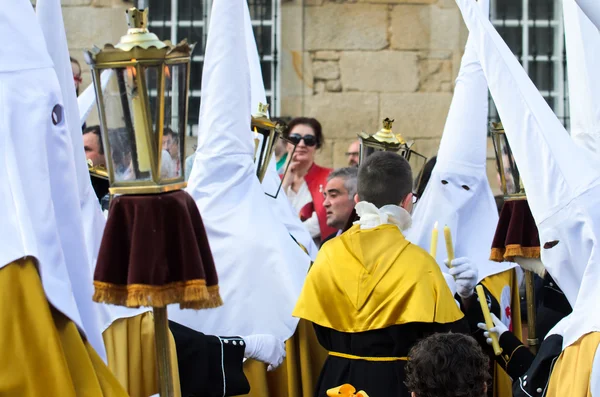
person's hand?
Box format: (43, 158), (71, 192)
(477, 313), (508, 345)
(281, 153), (300, 189)
(445, 257), (478, 299)
(243, 334), (286, 371)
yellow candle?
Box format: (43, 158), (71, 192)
(132, 92), (151, 173)
(430, 221), (439, 258)
(476, 285), (503, 356)
(444, 225), (455, 265)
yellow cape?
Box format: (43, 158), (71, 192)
(293, 224), (464, 332)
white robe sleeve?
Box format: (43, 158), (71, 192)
(304, 211), (320, 239)
(592, 342), (600, 396)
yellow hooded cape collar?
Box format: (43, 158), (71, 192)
(293, 224), (464, 333)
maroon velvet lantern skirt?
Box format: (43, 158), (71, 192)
(490, 199), (540, 262)
(93, 190), (222, 309)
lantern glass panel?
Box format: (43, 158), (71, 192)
(407, 150), (427, 178)
(495, 133), (521, 196)
(359, 142), (383, 165)
(160, 63), (188, 182)
(101, 67), (154, 183)
(144, 66), (160, 133)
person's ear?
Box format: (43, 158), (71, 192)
(483, 382), (488, 394)
(354, 194), (359, 204)
(411, 392), (417, 397)
(401, 192), (413, 209)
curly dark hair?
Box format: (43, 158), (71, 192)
(405, 333), (491, 397)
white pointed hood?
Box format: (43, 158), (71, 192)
(171, 0), (310, 341)
(0, 0), (106, 358)
(454, 0), (600, 350)
(244, 2), (318, 260)
(575, 0), (600, 30)
(563, 0), (600, 155)
(406, 0), (515, 283)
(37, 0), (149, 339)
(78, 70), (113, 128)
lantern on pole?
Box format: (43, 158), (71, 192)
(490, 121), (538, 353)
(358, 117), (427, 172)
(85, 8), (222, 396)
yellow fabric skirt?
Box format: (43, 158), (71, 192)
(0, 258), (128, 396)
(242, 319), (328, 397)
(103, 311), (181, 397)
(547, 332), (600, 397)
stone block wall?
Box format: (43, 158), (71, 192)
(280, 0), (468, 170)
(280, 0), (500, 194)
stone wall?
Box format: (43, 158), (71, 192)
(280, 0), (465, 169)
(280, 0), (500, 194)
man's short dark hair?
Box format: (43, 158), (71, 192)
(405, 333), (491, 397)
(357, 151), (412, 208)
(83, 125), (104, 155)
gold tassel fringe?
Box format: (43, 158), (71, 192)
(93, 280), (223, 310)
(490, 244), (541, 262)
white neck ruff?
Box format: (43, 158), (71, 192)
(354, 201), (412, 232)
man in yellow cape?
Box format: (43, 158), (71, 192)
(294, 151), (466, 397)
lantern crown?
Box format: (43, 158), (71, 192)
(358, 117), (411, 151)
(357, 117), (426, 174)
(251, 102), (277, 130)
(84, 8), (194, 66)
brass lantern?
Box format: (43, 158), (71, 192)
(491, 122), (526, 200)
(358, 118), (427, 172)
(84, 8), (194, 195)
(251, 103), (296, 198)
(252, 102), (279, 183)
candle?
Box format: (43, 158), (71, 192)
(475, 285), (503, 356)
(444, 225), (454, 266)
(430, 221), (439, 259)
(127, 66), (151, 173)
(131, 94), (151, 173)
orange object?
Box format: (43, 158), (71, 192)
(327, 384), (370, 397)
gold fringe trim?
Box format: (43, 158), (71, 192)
(93, 280), (223, 309)
(490, 244), (541, 262)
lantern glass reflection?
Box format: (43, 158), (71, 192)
(491, 122), (525, 199)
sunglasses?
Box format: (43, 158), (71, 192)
(288, 133), (317, 147)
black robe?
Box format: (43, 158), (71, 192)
(169, 321), (250, 397)
(312, 320), (469, 397)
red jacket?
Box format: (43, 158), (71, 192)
(298, 163), (337, 239)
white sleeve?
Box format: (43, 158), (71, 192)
(303, 211), (321, 239)
(592, 343), (600, 396)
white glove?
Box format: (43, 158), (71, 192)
(477, 313), (508, 345)
(445, 257), (478, 299)
(243, 334), (286, 371)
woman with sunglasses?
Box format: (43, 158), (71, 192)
(282, 117), (337, 244)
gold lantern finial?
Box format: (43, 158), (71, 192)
(382, 118), (394, 131)
(125, 7), (148, 30)
(115, 8), (166, 51)
(254, 102), (270, 118)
